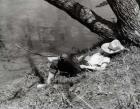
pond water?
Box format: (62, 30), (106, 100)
(0, 0), (116, 86)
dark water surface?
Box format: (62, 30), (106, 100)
(0, 0), (115, 52)
(0, 0), (115, 85)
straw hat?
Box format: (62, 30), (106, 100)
(101, 39), (125, 54)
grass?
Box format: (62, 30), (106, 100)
(1, 45), (140, 109)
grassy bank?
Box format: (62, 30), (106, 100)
(0, 46), (140, 109)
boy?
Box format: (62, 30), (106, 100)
(47, 54), (82, 84)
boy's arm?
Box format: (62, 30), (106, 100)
(52, 73), (86, 84)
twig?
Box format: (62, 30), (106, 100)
(61, 92), (74, 107)
(75, 93), (94, 109)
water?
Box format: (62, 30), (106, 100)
(0, 0), (115, 85)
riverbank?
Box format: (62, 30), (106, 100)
(1, 46), (140, 109)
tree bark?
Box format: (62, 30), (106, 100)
(44, 0), (117, 41)
(44, 0), (140, 46)
(107, 0), (140, 45)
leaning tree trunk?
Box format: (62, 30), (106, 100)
(44, 0), (140, 46)
(107, 0), (140, 45)
(44, 0), (117, 41)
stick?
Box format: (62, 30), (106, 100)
(75, 93), (94, 109)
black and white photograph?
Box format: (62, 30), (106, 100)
(0, 0), (140, 109)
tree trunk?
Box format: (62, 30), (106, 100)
(107, 0), (140, 45)
(44, 0), (117, 41)
(44, 0), (140, 46)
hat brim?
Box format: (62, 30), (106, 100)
(101, 43), (123, 54)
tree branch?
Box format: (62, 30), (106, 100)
(96, 1), (108, 8)
(44, 0), (117, 40)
